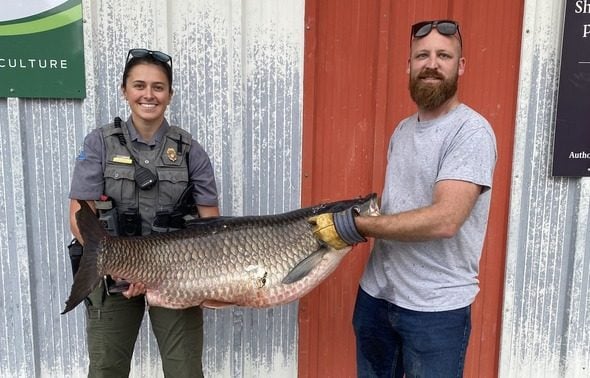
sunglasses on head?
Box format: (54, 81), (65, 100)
(126, 48), (173, 69)
(411, 20), (462, 46)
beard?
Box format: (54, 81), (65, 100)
(409, 68), (458, 111)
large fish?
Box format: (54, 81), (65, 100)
(62, 193), (379, 314)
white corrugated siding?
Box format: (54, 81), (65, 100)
(3, 0), (590, 377)
(0, 0), (303, 377)
(501, 0), (590, 376)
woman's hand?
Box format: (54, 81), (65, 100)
(113, 277), (145, 299)
(116, 280), (146, 298)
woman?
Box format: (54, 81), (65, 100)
(69, 48), (219, 378)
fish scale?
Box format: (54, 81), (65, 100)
(62, 193), (379, 313)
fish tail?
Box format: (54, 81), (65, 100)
(61, 200), (108, 314)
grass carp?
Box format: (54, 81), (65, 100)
(62, 193), (379, 314)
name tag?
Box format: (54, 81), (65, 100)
(112, 155), (133, 164)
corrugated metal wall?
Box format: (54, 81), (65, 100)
(0, 0), (304, 377)
(2, 0), (590, 377)
(500, 0), (590, 376)
(299, 0), (523, 376)
(298, 1), (590, 376)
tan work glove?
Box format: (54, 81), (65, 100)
(308, 207), (367, 250)
(308, 213), (349, 250)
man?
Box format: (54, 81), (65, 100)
(310, 20), (497, 377)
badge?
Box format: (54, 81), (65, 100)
(166, 147), (178, 162)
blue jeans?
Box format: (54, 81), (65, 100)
(352, 287), (471, 378)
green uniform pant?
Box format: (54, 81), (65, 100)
(85, 284), (204, 378)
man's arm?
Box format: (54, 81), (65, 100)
(310, 179), (483, 249)
(355, 179), (482, 241)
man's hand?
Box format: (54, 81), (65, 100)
(308, 207), (367, 249)
(308, 213), (349, 249)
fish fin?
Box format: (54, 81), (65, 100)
(201, 300), (237, 309)
(62, 200), (108, 314)
(282, 248), (328, 284)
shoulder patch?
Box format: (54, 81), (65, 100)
(76, 149), (86, 161)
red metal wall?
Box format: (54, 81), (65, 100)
(299, 1), (523, 377)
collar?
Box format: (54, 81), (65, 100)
(125, 116), (170, 146)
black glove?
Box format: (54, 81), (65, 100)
(334, 206), (367, 245)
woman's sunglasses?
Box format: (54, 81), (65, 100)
(411, 20), (462, 47)
(126, 48), (173, 69)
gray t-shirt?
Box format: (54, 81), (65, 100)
(360, 104), (497, 312)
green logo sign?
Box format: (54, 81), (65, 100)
(0, 0), (86, 99)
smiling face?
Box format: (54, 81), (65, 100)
(121, 63), (172, 128)
(407, 29), (465, 111)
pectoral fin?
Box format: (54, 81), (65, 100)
(282, 248), (328, 284)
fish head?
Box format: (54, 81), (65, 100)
(354, 193), (380, 217)
(311, 193), (380, 217)
(280, 193), (379, 287)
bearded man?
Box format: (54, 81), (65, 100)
(310, 20), (497, 377)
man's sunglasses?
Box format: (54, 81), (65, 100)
(411, 20), (462, 46)
(126, 48), (173, 69)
